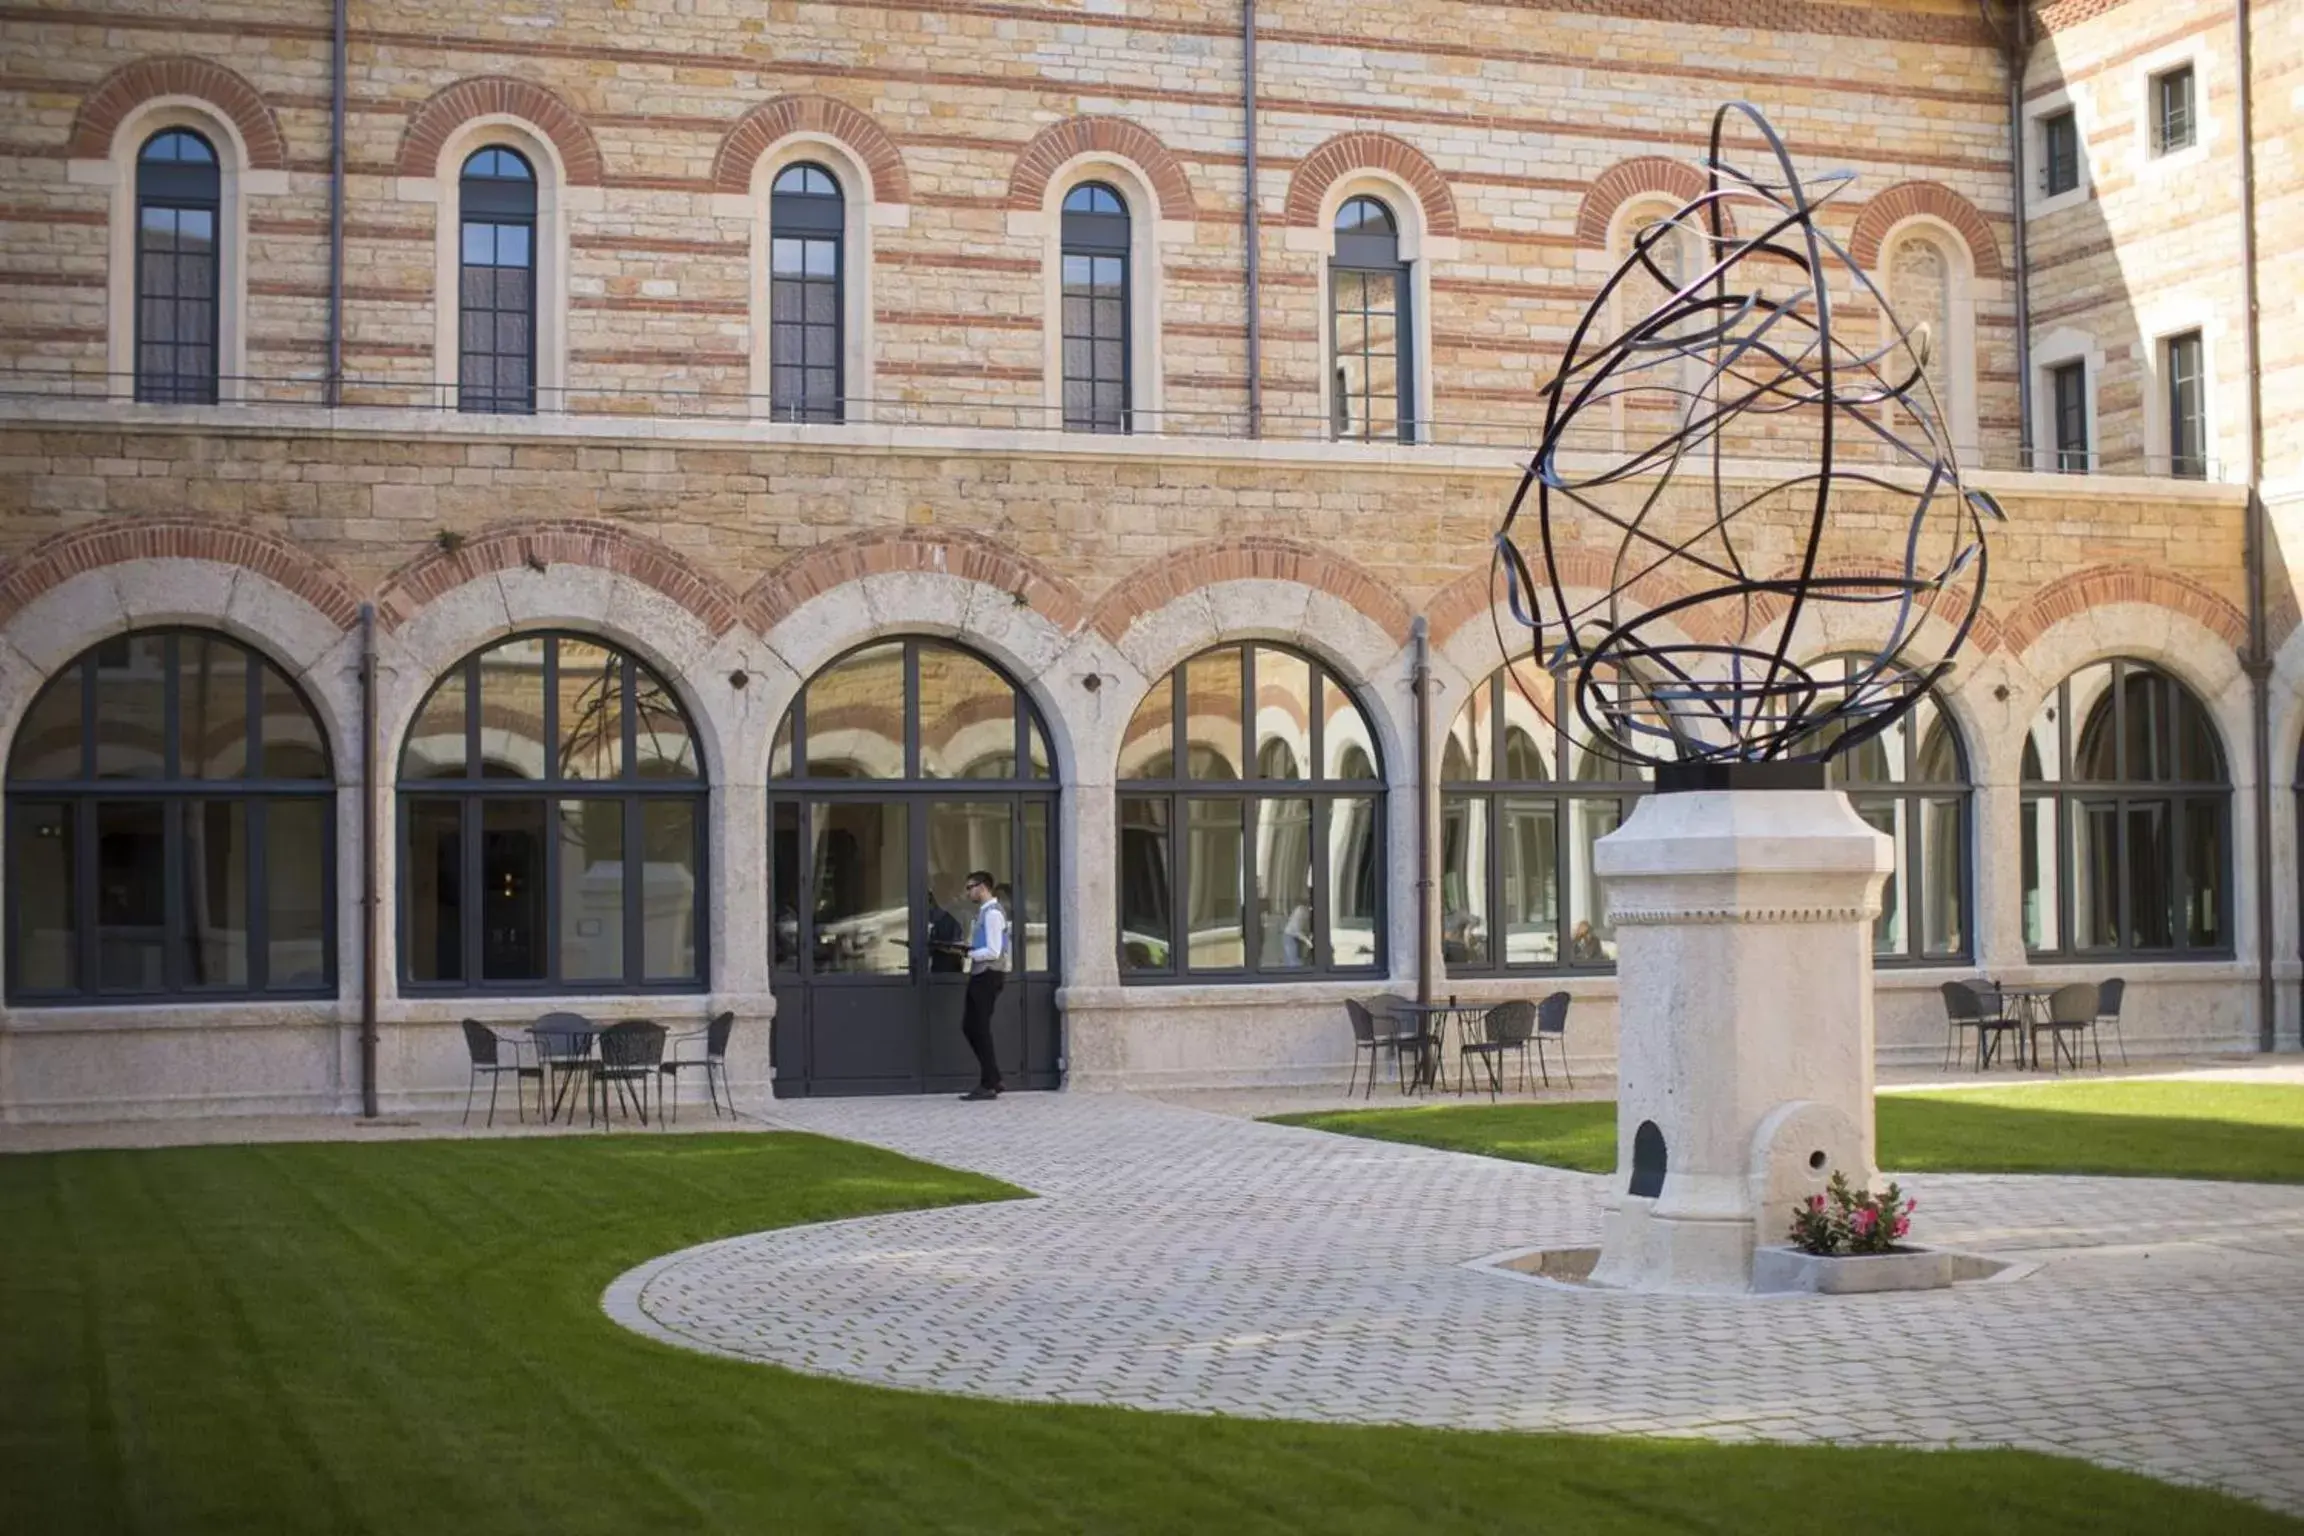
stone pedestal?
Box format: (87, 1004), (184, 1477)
(1585, 788), (1893, 1294)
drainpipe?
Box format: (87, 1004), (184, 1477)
(2235, 0), (2276, 1051)
(326, 0), (347, 409)
(1411, 617), (1433, 1008)
(1242, 0), (1262, 439)
(359, 602), (380, 1117)
(1998, 2), (2035, 470)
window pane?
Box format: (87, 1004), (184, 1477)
(1254, 797), (1313, 969)
(771, 800), (800, 972)
(1322, 676), (1379, 781)
(1119, 795), (1172, 972)
(769, 712), (795, 781)
(1919, 796), (1965, 958)
(13, 802), (76, 990)
(92, 634), (169, 779)
(1440, 795), (1489, 967)
(2070, 799), (2119, 950)
(1185, 649), (1245, 780)
(405, 667), (468, 780)
(810, 800), (909, 975)
(1020, 800), (1052, 974)
(556, 641), (624, 781)
(259, 663), (329, 779)
(2184, 797), (2225, 949)
(479, 798), (547, 981)
(926, 800), (1012, 974)
(175, 635), (249, 780)
(558, 799), (625, 982)
(1567, 797), (1620, 963)
(180, 799), (249, 988)
(95, 801), (166, 992)
(1253, 648), (1312, 781)
(1501, 797), (1560, 965)
(1186, 797), (1244, 970)
(2068, 663), (2117, 780)
(1119, 675), (1174, 780)
(477, 638), (548, 781)
(1442, 682), (1491, 784)
(633, 669), (698, 780)
(2126, 800), (2172, 949)
(1856, 798), (1905, 957)
(2176, 690), (2222, 782)
(918, 643), (1016, 779)
(2021, 795), (2059, 952)
(806, 642), (905, 779)
(265, 798), (329, 989)
(1326, 795), (1381, 969)
(405, 798), (462, 982)
(13, 667), (84, 781)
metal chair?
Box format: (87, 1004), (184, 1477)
(2095, 977), (2128, 1067)
(1344, 998), (1411, 1100)
(1532, 991), (1573, 1088)
(591, 1020), (669, 1129)
(459, 1019), (541, 1127)
(661, 1011), (737, 1122)
(1940, 981), (2017, 1070)
(1460, 999), (1536, 1099)
(2033, 983), (2100, 1074)
(531, 1011), (596, 1122)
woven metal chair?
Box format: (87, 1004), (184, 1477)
(2033, 983), (2100, 1074)
(531, 1011), (596, 1122)
(2095, 977), (2128, 1067)
(591, 1020), (669, 1129)
(661, 1011), (737, 1122)
(1532, 991), (1573, 1088)
(1940, 981), (2017, 1070)
(459, 1019), (541, 1127)
(1344, 998), (1417, 1099)
(1459, 999), (1536, 1099)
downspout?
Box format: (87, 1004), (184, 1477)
(1242, 0), (1262, 438)
(326, 0), (346, 408)
(2235, 0), (2276, 1050)
(359, 602), (380, 1117)
(1411, 617), (1433, 1008)
(1999, 3), (2035, 469)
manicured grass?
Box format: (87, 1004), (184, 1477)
(4, 1132), (2296, 1534)
(1268, 1080), (2304, 1185)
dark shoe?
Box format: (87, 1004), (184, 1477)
(960, 1087), (999, 1102)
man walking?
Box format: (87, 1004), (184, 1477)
(958, 870), (1009, 1101)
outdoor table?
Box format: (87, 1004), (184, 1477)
(528, 1017), (606, 1123)
(1983, 983), (2062, 1071)
(1384, 1001), (1482, 1094)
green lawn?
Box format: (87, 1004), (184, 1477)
(1267, 1080), (2304, 1184)
(4, 1131), (2296, 1534)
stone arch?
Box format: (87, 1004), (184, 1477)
(1088, 539), (1413, 659)
(1575, 156), (1723, 249)
(393, 75), (603, 185)
(1422, 549), (1711, 655)
(0, 518), (360, 635)
(374, 521), (742, 637)
(2000, 566), (2245, 659)
(1284, 131), (1456, 237)
(710, 94), (909, 202)
(66, 55), (286, 169)
(1008, 116), (1194, 221)
(1850, 181), (2003, 279)
(740, 530), (1087, 640)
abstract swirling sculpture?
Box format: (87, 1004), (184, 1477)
(1493, 103), (2000, 773)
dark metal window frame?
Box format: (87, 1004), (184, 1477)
(2040, 109), (2081, 197)
(1820, 663), (1975, 967)
(1118, 643), (1387, 983)
(2023, 658), (2232, 962)
(769, 162), (845, 424)
(2165, 329), (2207, 479)
(2051, 358), (2090, 472)
(5, 628), (337, 1004)
(396, 633), (709, 995)
(1060, 182), (1132, 434)
(768, 637), (1060, 978)
(2152, 63), (2197, 156)
(1330, 196), (1415, 445)
(134, 129), (222, 405)
(457, 147), (538, 417)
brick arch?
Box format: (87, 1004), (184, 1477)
(2000, 565), (2246, 659)
(66, 55), (286, 169)
(741, 529), (1087, 637)
(1573, 155), (1733, 248)
(393, 76), (603, 185)
(1738, 557), (2005, 655)
(1088, 538), (1413, 649)
(376, 521), (740, 635)
(1424, 548), (1718, 653)
(1007, 116), (1195, 220)
(0, 517), (359, 631)
(709, 94), (910, 202)
(1283, 131), (1457, 238)
(1850, 180), (2003, 279)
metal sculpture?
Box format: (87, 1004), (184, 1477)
(1493, 103), (2000, 773)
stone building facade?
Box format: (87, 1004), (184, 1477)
(0, 0), (2295, 1118)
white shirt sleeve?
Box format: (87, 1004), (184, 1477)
(970, 903), (1009, 963)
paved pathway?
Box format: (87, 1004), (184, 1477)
(608, 1093), (2303, 1512)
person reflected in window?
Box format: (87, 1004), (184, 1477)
(1569, 920), (1604, 964)
(924, 891), (965, 974)
(1282, 897), (1315, 968)
(959, 870), (1010, 1100)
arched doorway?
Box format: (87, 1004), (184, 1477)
(768, 638), (1060, 1095)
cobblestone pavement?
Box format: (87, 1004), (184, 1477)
(606, 1094), (2304, 1514)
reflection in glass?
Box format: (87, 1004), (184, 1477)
(1501, 798), (1559, 965)
(927, 801), (1013, 972)
(2071, 800), (2117, 950)
(260, 663), (330, 779)
(95, 801), (166, 991)
(1326, 795), (1380, 969)
(1858, 800), (1905, 956)
(1186, 797), (1244, 970)
(93, 635), (168, 779)
(480, 798), (546, 981)
(477, 637), (548, 781)
(642, 800), (699, 981)
(1440, 796), (1489, 967)
(2127, 801), (2171, 948)
(406, 798), (462, 982)
(556, 641), (624, 781)
(181, 799), (249, 987)
(1118, 674), (1174, 780)
(1253, 647), (1312, 782)
(1568, 798), (1621, 963)
(557, 799), (625, 981)
(1186, 649), (1245, 779)
(2021, 796), (2059, 952)
(405, 666), (468, 779)
(1255, 797), (1313, 968)
(14, 802), (75, 989)
(806, 642), (905, 779)
(1022, 800), (1051, 975)
(633, 670), (698, 779)
(810, 801), (909, 975)
(1119, 795), (1171, 972)
(265, 798), (329, 988)
(771, 801), (800, 972)
(177, 634), (249, 780)
(2185, 799), (2223, 948)
(1323, 677), (1379, 782)
(918, 644), (1015, 779)
(1920, 796), (1964, 957)
(14, 667), (83, 781)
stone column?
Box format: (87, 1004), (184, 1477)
(1587, 787), (1893, 1294)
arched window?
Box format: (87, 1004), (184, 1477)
(135, 130), (221, 404)
(1331, 196), (1411, 443)
(7, 629), (334, 1000)
(1440, 660), (1646, 970)
(1889, 234), (1952, 430)
(1061, 183), (1130, 434)
(458, 147), (537, 415)
(399, 635), (704, 990)
(1118, 644), (1384, 978)
(1815, 655), (1971, 962)
(2023, 659), (2229, 958)
(770, 162), (844, 423)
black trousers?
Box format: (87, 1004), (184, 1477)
(961, 969), (1005, 1089)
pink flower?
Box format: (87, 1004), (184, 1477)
(1808, 1195), (1827, 1211)
(1851, 1208), (1878, 1235)
(1893, 1217), (1911, 1238)
(1906, 1198), (1918, 1212)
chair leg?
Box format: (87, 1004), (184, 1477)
(710, 1062), (727, 1117)
(1534, 1038), (1550, 1089)
(486, 1069), (501, 1129)
(463, 1068), (477, 1127)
